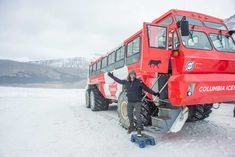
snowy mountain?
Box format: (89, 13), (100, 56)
(30, 57), (90, 70)
(225, 14), (235, 30)
(0, 59), (87, 87)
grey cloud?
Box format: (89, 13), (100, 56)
(0, 0), (234, 60)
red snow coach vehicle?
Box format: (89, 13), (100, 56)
(85, 9), (235, 134)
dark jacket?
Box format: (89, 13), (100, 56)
(109, 74), (156, 102)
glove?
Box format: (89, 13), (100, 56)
(154, 92), (160, 97)
(108, 72), (113, 77)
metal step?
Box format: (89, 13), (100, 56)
(151, 107), (182, 133)
(158, 107), (172, 118)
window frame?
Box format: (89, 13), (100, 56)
(126, 36), (141, 65)
(179, 30), (213, 51)
(175, 15), (203, 27)
(101, 56), (108, 68)
(127, 36), (141, 57)
(204, 21), (228, 31)
(107, 51), (116, 66)
(116, 46), (125, 62)
(158, 16), (173, 26)
(147, 24), (168, 50)
(209, 33), (235, 53)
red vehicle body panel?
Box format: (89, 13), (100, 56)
(168, 74), (235, 106)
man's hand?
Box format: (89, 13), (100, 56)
(108, 72), (113, 77)
(154, 92), (160, 97)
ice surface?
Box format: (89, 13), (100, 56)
(0, 87), (234, 157)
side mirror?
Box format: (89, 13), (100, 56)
(181, 20), (189, 36)
(229, 30), (235, 36)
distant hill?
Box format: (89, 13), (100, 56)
(0, 59), (88, 88)
(29, 57), (89, 70)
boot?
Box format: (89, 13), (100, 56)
(127, 126), (134, 134)
(137, 129), (142, 137)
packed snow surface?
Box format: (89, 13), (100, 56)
(0, 87), (234, 157)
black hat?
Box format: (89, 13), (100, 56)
(129, 70), (136, 77)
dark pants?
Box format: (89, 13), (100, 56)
(128, 102), (143, 130)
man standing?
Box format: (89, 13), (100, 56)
(108, 70), (159, 136)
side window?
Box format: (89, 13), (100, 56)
(101, 57), (107, 68)
(126, 37), (141, 65)
(101, 57), (107, 73)
(127, 42), (133, 56)
(127, 37), (140, 57)
(97, 60), (101, 70)
(173, 32), (180, 49)
(147, 25), (167, 49)
(89, 65), (92, 76)
(159, 16), (173, 26)
(115, 46), (125, 69)
(116, 47), (125, 61)
(108, 51), (115, 65)
(92, 63), (96, 75)
(132, 37), (140, 54)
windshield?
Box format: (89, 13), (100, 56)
(180, 30), (212, 50)
(209, 33), (235, 52)
(204, 21), (227, 31)
(175, 15), (203, 26)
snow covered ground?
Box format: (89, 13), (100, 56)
(0, 87), (234, 157)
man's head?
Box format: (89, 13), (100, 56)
(129, 70), (136, 81)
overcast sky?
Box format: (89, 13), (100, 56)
(0, 0), (234, 61)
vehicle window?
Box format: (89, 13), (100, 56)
(132, 37), (140, 54)
(209, 33), (235, 52)
(147, 25), (167, 49)
(127, 37), (140, 57)
(180, 30), (212, 50)
(97, 60), (101, 70)
(92, 63), (96, 72)
(108, 51), (115, 65)
(175, 15), (203, 26)
(89, 66), (92, 75)
(204, 21), (227, 31)
(116, 47), (125, 61)
(159, 16), (173, 26)
(174, 32), (180, 49)
(101, 57), (107, 68)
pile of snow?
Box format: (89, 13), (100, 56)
(0, 87), (234, 157)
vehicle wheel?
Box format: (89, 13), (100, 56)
(90, 87), (109, 111)
(133, 101), (158, 127)
(85, 89), (90, 108)
(187, 104), (213, 122)
(141, 101), (158, 125)
(117, 92), (129, 129)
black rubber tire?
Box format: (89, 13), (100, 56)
(133, 101), (158, 127)
(85, 89), (90, 108)
(117, 92), (129, 129)
(90, 87), (109, 111)
(187, 104), (213, 122)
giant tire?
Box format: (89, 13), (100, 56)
(85, 89), (90, 108)
(89, 87), (109, 111)
(141, 101), (158, 126)
(117, 92), (129, 128)
(187, 104), (213, 122)
(133, 100), (158, 127)
(117, 92), (158, 129)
